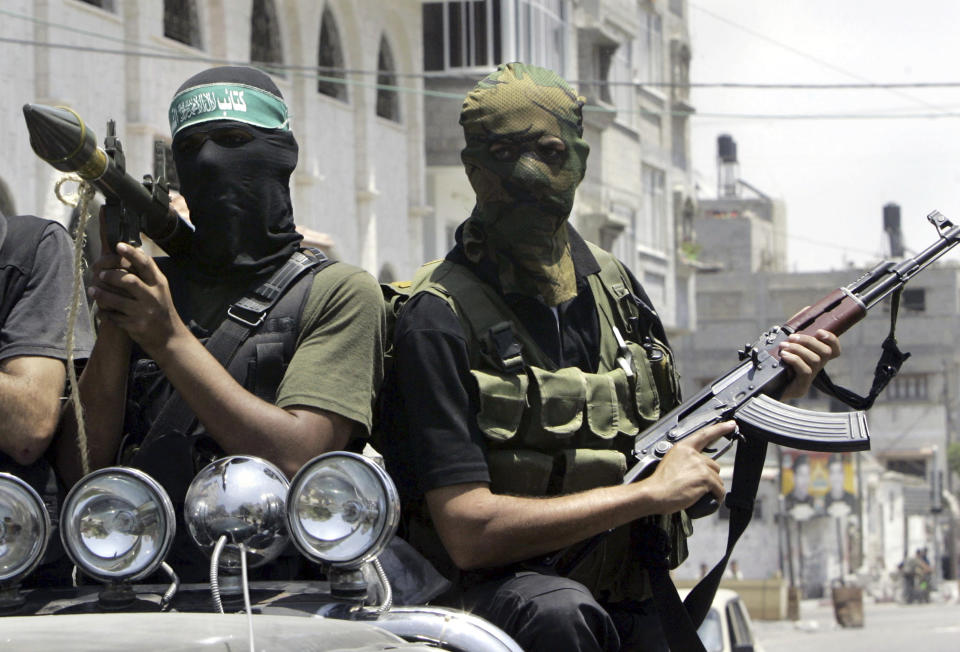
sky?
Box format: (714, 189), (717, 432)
(687, 0), (960, 271)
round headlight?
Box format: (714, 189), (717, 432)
(184, 456), (288, 570)
(287, 452), (399, 568)
(0, 473), (50, 584)
(61, 467), (174, 583)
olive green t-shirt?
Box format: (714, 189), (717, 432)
(275, 261), (386, 435)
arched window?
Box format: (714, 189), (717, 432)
(376, 36), (399, 122)
(317, 8), (347, 101)
(251, 0), (284, 75)
(0, 178), (15, 218)
(164, 0), (202, 48)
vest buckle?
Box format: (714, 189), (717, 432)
(483, 321), (524, 374)
(227, 304), (266, 328)
(612, 326), (634, 378)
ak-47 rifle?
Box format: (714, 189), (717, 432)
(22, 103), (193, 256)
(552, 211), (960, 652)
(625, 209), (960, 516)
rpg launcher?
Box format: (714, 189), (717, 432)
(22, 103), (193, 256)
(629, 209), (960, 518)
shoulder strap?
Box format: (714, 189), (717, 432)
(586, 242), (668, 344)
(411, 259), (552, 372)
(136, 248), (335, 451)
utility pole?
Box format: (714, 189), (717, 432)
(941, 359), (957, 580)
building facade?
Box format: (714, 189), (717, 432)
(1, 0), (427, 279)
(673, 197), (960, 596)
(421, 0), (697, 332)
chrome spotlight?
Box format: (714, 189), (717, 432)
(184, 456), (289, 570)
(0, 473), (50, 586)
(61, 467), (174, 583)
(286, 452), (399, 569)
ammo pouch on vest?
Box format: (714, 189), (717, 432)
(473, 348), (663, 497)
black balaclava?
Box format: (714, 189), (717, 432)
(169, 66), (301, 282)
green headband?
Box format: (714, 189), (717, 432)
(169, 82), (289, 137)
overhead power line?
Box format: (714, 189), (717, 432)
(689, 2), (953, 115)
(6, 36), (960, 122)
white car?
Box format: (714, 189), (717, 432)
(681, 588), (767, 652)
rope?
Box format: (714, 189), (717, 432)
(54, 175), (94, 478)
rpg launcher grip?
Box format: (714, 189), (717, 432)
(627, 209), (960, 519)
(22, 103), (194, 257)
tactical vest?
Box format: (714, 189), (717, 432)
(408, 243), (691, 602)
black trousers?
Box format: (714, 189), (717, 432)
(437, 571), (669, 652)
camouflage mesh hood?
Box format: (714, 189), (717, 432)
(459, 62), (589, 306)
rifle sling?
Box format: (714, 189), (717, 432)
(647, 434), (768, 652)
(131, 248), (332, 456)
(812, 287), (911, 410)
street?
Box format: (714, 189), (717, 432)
(753, 598), (960, 651)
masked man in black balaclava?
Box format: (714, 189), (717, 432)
(58, 66), (385, 581)
(378, 63), (841, 651)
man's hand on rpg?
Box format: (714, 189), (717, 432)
(88, 240), (187, 355)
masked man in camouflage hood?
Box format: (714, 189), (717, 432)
(378, 63), (839, 651)
(58, 66), (385, 581)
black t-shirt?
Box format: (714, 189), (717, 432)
(0, 214), (95, 577)
(380, 228), (658, 512)
(0, 214), (94, 364)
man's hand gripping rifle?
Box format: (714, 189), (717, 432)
(22, 103), (193, 256)
(631, 210), (960, 519)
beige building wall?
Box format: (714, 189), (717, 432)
(2, 0), (426, 279)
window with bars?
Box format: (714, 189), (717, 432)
(609, 39), (636, 129)
(423, 0), (568, 75)
(637, 4), (662, 86)
(885, 373), (930, 401)
(251, 0), (284, 74)
(164, 0), (202, 48)
(376, 36), (400, 122)
(641, 164), (667, 252)
(902, 287), (926, 312)
(318, 8), (348, 101)
(423, 0), (503, 71)
(515, 0), (567, 76)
